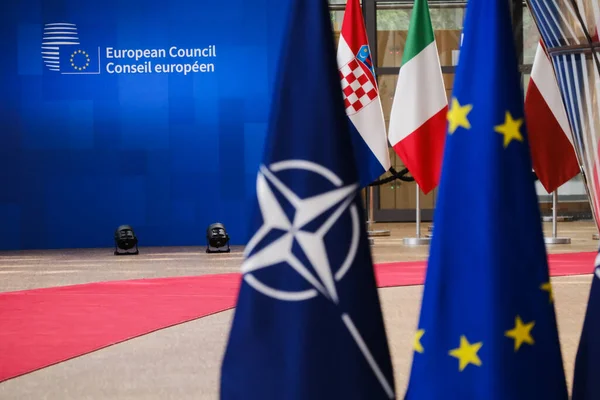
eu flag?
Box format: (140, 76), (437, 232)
(219, 0), (395, 399)
(59, 46), (101, 74)
(404, 0), (568, 398)
(572, 250), (600, 400)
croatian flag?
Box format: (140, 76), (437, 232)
(337, 0), (391, 188)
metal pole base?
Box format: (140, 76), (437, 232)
(544, 237), (571, 244)
(593, 233), (599, 240)
(543, 191), (570, 245)
(368, 229), (391, 237)
(541, 216), (574, 222)
(403, 237), (431, 246)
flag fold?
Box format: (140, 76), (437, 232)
(405, 0), (568, 398)
(572, 250), (600, 400)
(220, 0), (395, 398)
(387, 0), (447, 194)
(525, 41), (579, 193)
(337, 0), (391, 187)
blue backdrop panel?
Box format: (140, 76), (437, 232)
(0, 0), (289, 249)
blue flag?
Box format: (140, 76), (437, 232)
(404, 0), (568, 398)
(572, 250), (600, 400)
(58, 46), (101, 74)
(219, 0), (395, 399)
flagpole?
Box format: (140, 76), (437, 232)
(543, 190), (571, 245)
(403, 184), (431, 246)
(368, 185), (374, 229)
(367, 186), (390, 242)
(366, 187), (374, 246)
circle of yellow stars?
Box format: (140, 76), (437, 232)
(446, 97), (524, 149)
(540, 281), (554, 303)
(411, 281), (555, 371)
(410, 98), (558, 372)
(413, 329), (425, 354)
(413, 320), (536, 372)
(449, 335), (483, 372)
(70, 49), (90, 71)
(494, 112), (524, 148)
(447, 98), (472, 134)
(505, 316), (535, 351)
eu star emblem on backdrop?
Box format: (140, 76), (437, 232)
(59, 46), (101, 74)
(41, 22), (101, 74)
(572, 250), (600, 400)
(336, 0), (390, 188)
(404, 0), (568, 398)
(219, 0), (395, 399)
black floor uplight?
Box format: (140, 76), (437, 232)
(206, 222), (230, 253)
(114, 225), (139, 255)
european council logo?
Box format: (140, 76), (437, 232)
(42, 22), (101, 74)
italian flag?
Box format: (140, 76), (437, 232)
(388, 0), (448, 194)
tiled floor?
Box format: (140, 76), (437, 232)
(0, 220), (597, 399)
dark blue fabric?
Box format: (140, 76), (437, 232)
(572, 251), (600, 400)
(348, 119), (387, 188)
(219, 0), (394, 399)
(405, 0), (568, 398)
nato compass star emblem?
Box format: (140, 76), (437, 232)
(241, 159), (394, 399)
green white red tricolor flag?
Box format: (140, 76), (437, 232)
(387, 0), (447, 194)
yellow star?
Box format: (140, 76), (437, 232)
(449, 335), (482, 372)
(447, 98), (473, 134)
(413, 329), (425, 353)
(505, 316), (535, 351)
(540, 281), (554, 303)
(494, 111), (524, 148)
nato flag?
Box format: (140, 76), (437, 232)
(219, 0), (395, 399)
(572, 251), (600, 400)
(404, 0), (568, 398)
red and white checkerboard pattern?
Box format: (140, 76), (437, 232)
(339, 59), (378, 115)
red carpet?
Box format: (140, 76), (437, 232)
(0, 274), (241, 383)
(0, 251), (596, 382)
(374, 251), (597, 288)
